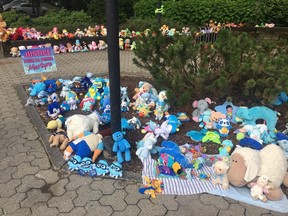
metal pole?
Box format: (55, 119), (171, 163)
(105, 0), (121, 133)
(157, 0), (162, 25)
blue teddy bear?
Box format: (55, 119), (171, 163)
(112, 132), (131, 164)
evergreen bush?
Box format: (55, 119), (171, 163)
(133, 29), (288, 106)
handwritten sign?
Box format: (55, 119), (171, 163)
(20, 47), (57, 74)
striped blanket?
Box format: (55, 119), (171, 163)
(142, 157), (223, 195)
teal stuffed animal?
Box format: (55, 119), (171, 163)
(235, 106), (279, 131)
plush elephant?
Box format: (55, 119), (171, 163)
(235, 106), (279, 131)
(192, 98), (212, 122)
(227, 145), (288, 201)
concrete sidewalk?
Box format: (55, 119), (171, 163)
(0, 51), (285, 216)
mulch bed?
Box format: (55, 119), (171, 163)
(25, 75), (288, 195)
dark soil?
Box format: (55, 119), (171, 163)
(26, 75), (288, 195)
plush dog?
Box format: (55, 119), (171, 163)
(49, 129), (69, 151)
(65, 111), (101, 140)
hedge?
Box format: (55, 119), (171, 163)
(133, 0), (288, 27)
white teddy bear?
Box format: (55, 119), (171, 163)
(212, 160), (229, 189)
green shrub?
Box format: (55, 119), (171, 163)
(33, 9), (94, 33)
(133, 29), (288, 106)
(2, 9), (94, 34)
(120, 17), (184, 32)
(134, 0), (288, 27)
(261, 0), (288, 27)
(2, 11), (32, 28)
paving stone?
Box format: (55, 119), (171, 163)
(8, 152), (35, 166)
(31, 157), (51, 169)
(23, 140), (43, 150)
(3, 208), (31, 216)
(58, 207), (87, 216)
(14, 109), (26, 115)
(10, 143), (31, 154)
(0, 167), (17, 183)
(0, 179), (21, 198)
(0, 160), (9, 171)
(29, 149), (48, 158)
(12, 163), (39, 179)
(21, 131), (39, 140)
(74, 186), (102, 206)
(90, 179), (116, 195)
(36, 170), (60, 184)
(0, 193), (26, 214)
(113, 179), (130, 189)
(124, 183), (145, 205)
(1, 122), (22, 131)
(100, 189), (128, 211)
(0, 106), (12, 113)
(175, 194), (201, 205)
(0, 112), (16, 118)
(218, 203), (245, 216)
(21, 188), (51, 207)
(49, 178), (69, 196)
(3, 128), (25, 139)
(178, 199), (219, 216)
(151, 194), (179, 211)
(137, 199), (167, 216)
(17, 175), (46, 193)
(200, 194), (229, 210)
(270, 211), (288, 216)
(223, 197), (239, 204)
(166, 202), (217, 216)
(111, 205), (141, 216)
(48, 191), (77, 212)
(65, 174), (93, 191)
(85, 200), (113, 216)
(30, 202), (59, 216)
(4, 136), (24, 147)
(239, 202), (270, 215)
(0, 150), (7, 158)
(0, 130), (7, 138)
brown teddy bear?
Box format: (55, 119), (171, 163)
(206, 111), (226, 129)
(49, 129), (70, 151)
(0, 14), (9, 42)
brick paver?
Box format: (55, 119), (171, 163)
(0, 51), (287, 216)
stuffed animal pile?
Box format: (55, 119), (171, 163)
(25, 71), (288, 202)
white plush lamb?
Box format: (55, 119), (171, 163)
(228, 144), (288, 201)
(65, 111), (101, 140)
